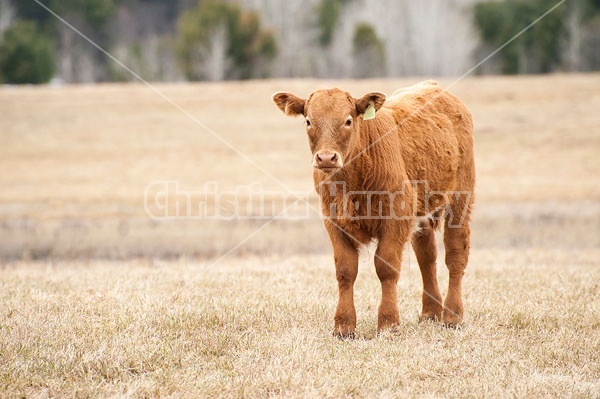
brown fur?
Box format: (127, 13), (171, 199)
(273, 81), (475, 337)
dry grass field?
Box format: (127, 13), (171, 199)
(1, 250), (599, 398)
(1, 74), (600, 397)
(1, 74), (599, 258)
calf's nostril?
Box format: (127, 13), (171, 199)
(331, 153), (337, 162)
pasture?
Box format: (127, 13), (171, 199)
(1, 74), (599, 397)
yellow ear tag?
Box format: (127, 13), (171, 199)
(363, 102), (376, 120)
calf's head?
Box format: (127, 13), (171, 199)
(273, 89), (386, 172)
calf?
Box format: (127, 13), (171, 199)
(273, 81), (475, 337)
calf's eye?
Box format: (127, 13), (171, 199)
(345, 117), (352, 127)
(306, 118), (311, 127)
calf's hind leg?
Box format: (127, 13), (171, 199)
(411, 218), (443, 321)
(442, 197), (472, 326)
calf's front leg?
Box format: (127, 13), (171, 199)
(327, 224), (359, 338)
(374, 233), (405, 332)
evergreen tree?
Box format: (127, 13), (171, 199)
(0, 21), (56, 84)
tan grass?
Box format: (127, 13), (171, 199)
(1, 75), (599, 205)
(1, 75), (599, 258)
(1, 249), (599, 398)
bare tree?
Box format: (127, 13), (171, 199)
(565, 0), (583, 72)
(195, 24), (231, 81)
(241, 0), (321, 77)
(0, 0), (14, 34)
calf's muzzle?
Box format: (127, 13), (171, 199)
(313, 151), (343, 169)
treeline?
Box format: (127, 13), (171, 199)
(474, 0), (600, 73)
(0, 0), (599, 84)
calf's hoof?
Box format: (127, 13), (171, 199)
(377, 313), (400, 333)
(420, 300), (443, 323)
(419, 312), (441, 323)
(334, 331), (356, 340)
(442, 309), (463, 328)
(333, 326), (356, 339)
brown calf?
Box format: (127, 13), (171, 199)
(273, 81), (475, 337)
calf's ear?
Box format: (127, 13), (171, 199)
(272, 92), (306, 116)
(355, 92), (386, 115)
